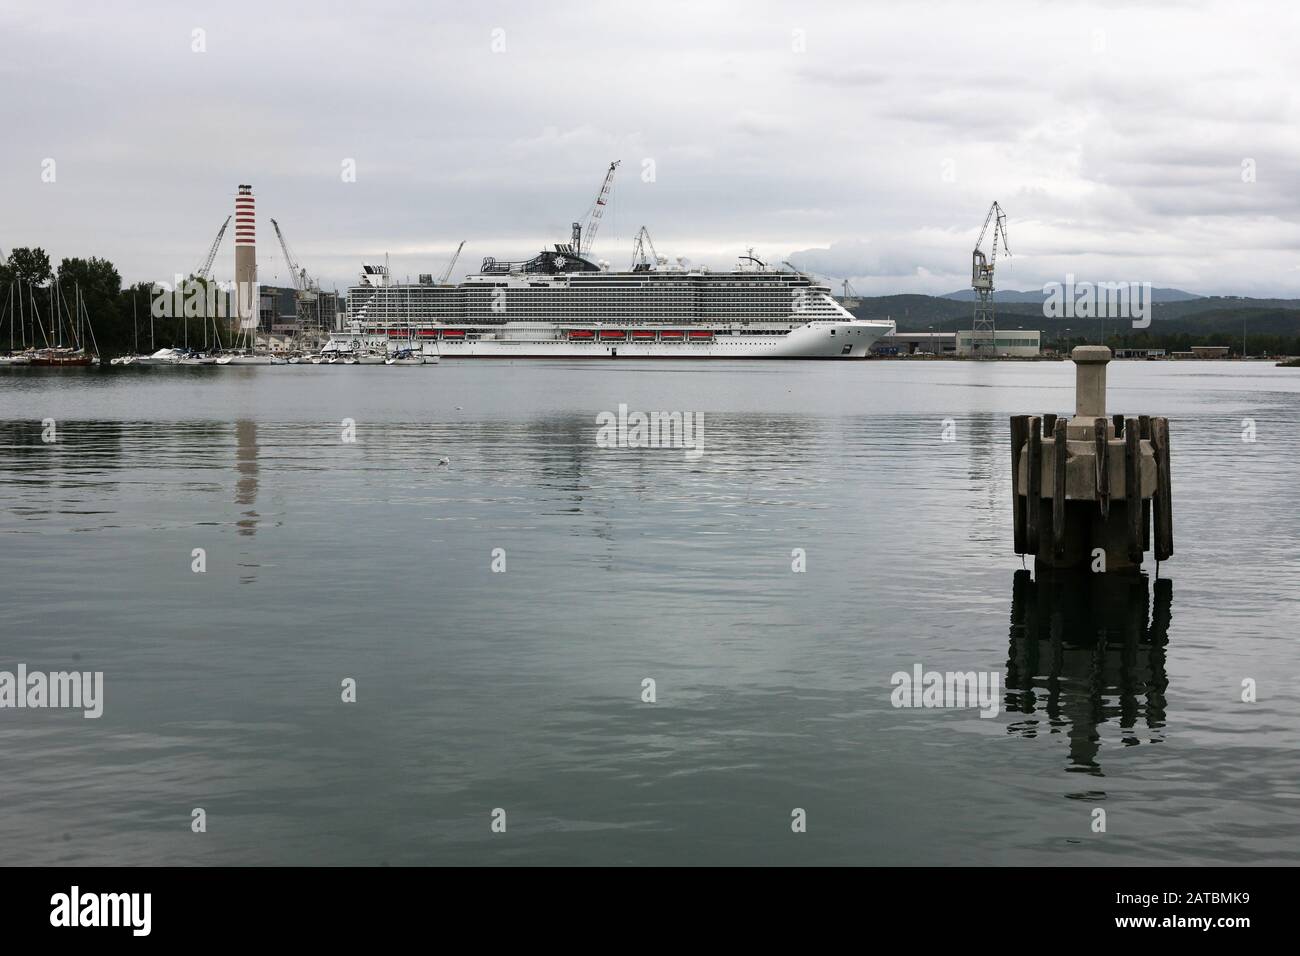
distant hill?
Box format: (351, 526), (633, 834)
(852, 293), (1300, 335)
(939, 287), (1205, 303)
(848, 294), (1300, 351)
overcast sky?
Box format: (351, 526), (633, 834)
(2, 0), (1298, 296)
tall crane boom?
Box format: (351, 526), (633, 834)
(972, 201), (1010, 291)
(438, 240), (466, 284)
(270, 218), (318, 302)
(630, 226), (660, 271)
(194, 216), (231, 279)
(575, 160), (620, 257)
(971, 201), (1010, 358)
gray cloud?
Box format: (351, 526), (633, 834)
(0, 0), (1296, 297)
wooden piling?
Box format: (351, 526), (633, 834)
(1139, 417), (1152, 553)
(1052, 418), (1067, 558)
(1094, 417), (1109, 518)
(1008, 348), (1174, 573)
(1124, 418), (1142, 563)
(1010, 416), (1029, 554)
(1153, 416), (1173, 561)
(1026, 416), (1041, 554)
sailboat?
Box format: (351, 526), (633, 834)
(384, 327), (440, 365)
(29, 281), (99, 366)
(0, 282), (33, 365)
(216, 289), (280, 364)
(133, 347), (184, 365)
(384, 348), (425, 365)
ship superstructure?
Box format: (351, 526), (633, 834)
(327, 245), (892, 359)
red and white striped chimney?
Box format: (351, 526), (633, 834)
(234, 184), (256, 248)
(234, 184), (257, 328)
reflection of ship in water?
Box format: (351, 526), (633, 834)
(235, 419), (259, 538)
(1005, 569), (1171, 774)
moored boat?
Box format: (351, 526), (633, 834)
(217, 351), (277, 365)
(384, 349), (426, 366)
(29, 347), (95, 367)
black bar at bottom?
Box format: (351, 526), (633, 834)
(0, 865), (1279, 940)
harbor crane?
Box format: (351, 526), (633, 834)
(438, 240), (466, 284)
(630, 226), (661, 271)
(971, 201), (1010, 358)
(270, 218), (318, 303)
(270, 218), (320, 331)
(839, 278), (862, 309)
(572, 160), (621, 258)
(193, 216), (231, 280)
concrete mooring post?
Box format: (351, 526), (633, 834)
(1010, 346), (1173, 572)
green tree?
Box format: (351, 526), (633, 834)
(52, 257), (122, 354)
(57, 257), (122, 299)
(6, 247), (53, 287)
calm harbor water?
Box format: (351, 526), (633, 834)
(1, 359), (1298, 866)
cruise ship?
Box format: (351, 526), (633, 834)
(324, 245), (894, 360)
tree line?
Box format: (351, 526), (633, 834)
(1, 247), (231, 357)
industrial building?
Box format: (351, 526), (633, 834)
(955, 330), (1040, 356)
(253, 285), (340, 350)
(872, 329), (1041, 357)
(1114, 348), (1168, 359)
(872, 331), (958, 355)
(258, 286), (340, 335)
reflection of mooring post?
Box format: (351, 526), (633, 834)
(1010, 346), (1173, 572)
(1004, 568), (1173, 770)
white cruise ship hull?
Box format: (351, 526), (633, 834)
(336, 252), (892, 359)
(327, 319), (892, 360)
